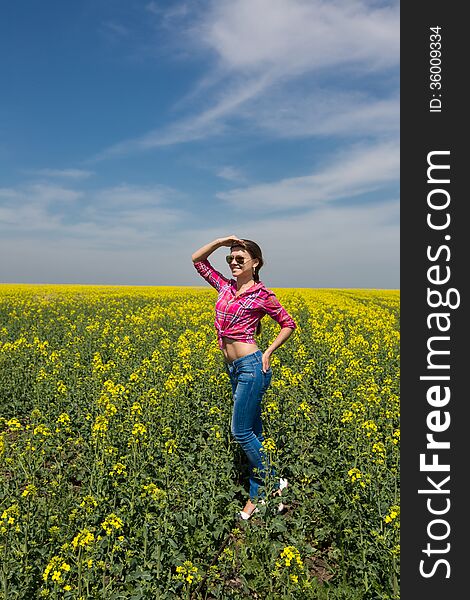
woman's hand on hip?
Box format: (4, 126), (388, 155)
(262, 351), (272, 373)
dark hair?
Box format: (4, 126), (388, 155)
(230, 239), (264, 335)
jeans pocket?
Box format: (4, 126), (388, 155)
(263, 368), (273, 386)
(238, 369), (255, 381)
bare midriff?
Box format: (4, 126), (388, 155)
(221, 337), (259, 363)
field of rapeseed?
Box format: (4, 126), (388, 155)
(0, 284), (399, 600)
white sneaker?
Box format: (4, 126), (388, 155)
(237, 505), (260, 520)
(277, 478), (288, 512)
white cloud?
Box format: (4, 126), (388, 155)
(242, 91), (399, 139)
(217, 141), (399, 210)
(216, 165), (247, 182)
(201, 0), (399, 75)
(92, 72), (271, 159)
(146, 1), (191, 22)
(0, 184), (83, 232)
(93, 0), (399, 157)
(0, 182), (186, 245)
(1, 198), (399, 287)
(104, 22), (130, 36)
(26, 168), (94, 179)
(184, 198), (399, 288)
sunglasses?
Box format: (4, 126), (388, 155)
(225, 255), (253, 265)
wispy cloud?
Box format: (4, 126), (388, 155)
(1, 195), (399, 287)
(216, 165), (247, 182)
(216, 140), (399, 211)
(24, 168), (94, 180)
(93, 0), (399, 159)
(103, 21), (130, 37)
(146, 1), (191, 22)
(0, 182), (186, 246)
(92, 72), (271, 160)
(183, 197), (399, 288)
(200, 0), (399, 75)
(241, 91), (399, 139)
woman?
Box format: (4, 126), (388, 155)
(191, 235), (296, 520)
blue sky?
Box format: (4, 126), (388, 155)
(0, 0), (399, 288)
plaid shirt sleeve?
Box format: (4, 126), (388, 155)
(263, 291), (297, 329)
(193, 259), (230, 292)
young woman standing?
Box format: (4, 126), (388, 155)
(192, 235), (296, 519)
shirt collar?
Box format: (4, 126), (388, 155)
(229, 280), (265, 296)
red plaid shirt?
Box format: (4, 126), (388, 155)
(194, 259), (296, 348)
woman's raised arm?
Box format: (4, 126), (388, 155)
(191, 235), (242, 263)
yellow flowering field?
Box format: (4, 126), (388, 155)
(0, 284), (399, 599)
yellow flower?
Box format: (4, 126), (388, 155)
(373, 441), (385, 453)
(265, 401), (279, 414)
(164, 439), (177, 454)
(71, 528), (95, 550)
(175, 560), (201, 585)
(33, 424), (52, 437)
(6, 418), (22, 430)
(56, 380), (67, 394)
(297, 401), (312, 420)
(384, 505), (400, 525)
(80, 495), (98, 512)
(362, 420), (378, 437)
(109, 463), (127, 477)
(43, 556), (70, 583)
(128, 422), (147, 445)
(101, 513), (124, 535)
(348, 467), (362, 483)
(1, 504), (20, 527)
(262, 438), (276, 453)
(56, 413), (71, 426)
(130, 402), (142, 415)
(142, 483), (166, 504)
(91, 416), (108, 439)
(210, 425), (221, 439)
(22, 484), (38, 498)
(278, 545), (304, 570)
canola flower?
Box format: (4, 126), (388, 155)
(348, 467), (366, 487)
(0, 504), (20, 532)
(109, 462), (127, 477)
(91, 416), (108, 439)
(175, 560), (201, 585)
(0, 283), (399, 598)
(79, 495), (98, 512)
(272, 545), (311, 589)
(277, 545), (304, 569)
(42, 556), (71, 584)
(101, 513), (124, 535)
(384, 505), (400, 526)
(141, 482), (166, 504)
(71, 528), (95, 550)
(164, 439), (177, 454)
(262, 438), (277, 453)
(21, 484), (38, 498)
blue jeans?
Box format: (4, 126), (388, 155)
(227, 350), (275, 501)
